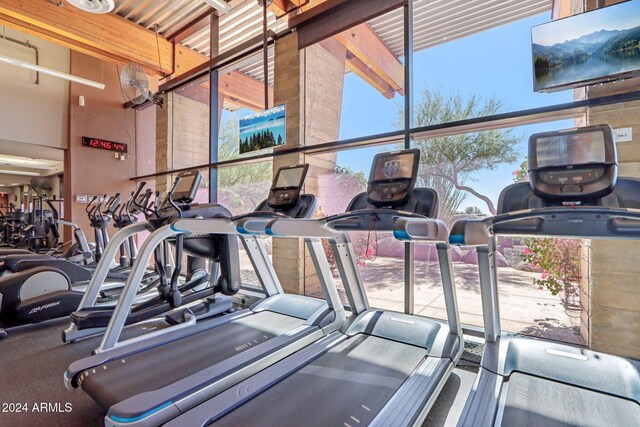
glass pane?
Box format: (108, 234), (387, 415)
(411, 0), (576, 127)
(218, 49), (275, 161)
(217, 160), (273, 287)
(304, 142), (406, 311)
(304, 7), (405, 141)
(217, 162), (273, 215)
(413, 242), (447, 320)
(411, 117), (590, 345)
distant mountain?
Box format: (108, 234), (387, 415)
(596, 25), (640, 54)
(535, 26), (640, 66)
(533, 43), (588, 64)
(565, 29), (622, 47)
(555, 40), (600, 55)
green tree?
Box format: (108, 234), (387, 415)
(407, 88), (520, 215)
(462, 206), (483, 215)
(418, 167), (467, 220)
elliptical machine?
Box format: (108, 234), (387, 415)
(64, 171), (240, 342)
(0, 193), (124, 338)
(86, 194), (122, 263)
(112, 185), (153, 270)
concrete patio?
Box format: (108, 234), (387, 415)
(238, 251), (585, 346)
(350, 257), (585, 345)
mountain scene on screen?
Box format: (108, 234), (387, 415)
(239, 105), (286, 154)
(532, 5), (640, 91)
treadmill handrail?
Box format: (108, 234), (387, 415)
(94, 212), (339, 352)
(325, 208), (426, 226)
(63, 221), (151, 341)
(169, 217), (236, 235)
(393, 217), (450, 244)
(231, 211), (289, 221)
(263, 224), (369, 318)
(452, 206), (640, 246)
(266, 218), (348, 242)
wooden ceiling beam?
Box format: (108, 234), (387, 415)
(334, 23), (404, 93)
(0, 0), (172, 76)
(219, 70), (274, 111)
(174, 45), (272, 111)
(174, 43), (209, 78)
(346, 55), (395, 99)
(283, 0), (403, 98)
(317, 37), (393, 98)
(268, 0), (313, 18)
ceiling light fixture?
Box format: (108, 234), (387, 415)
(202, 0), (231, 14)
(0, 170), (40, 176)
(0, 53), (105, 90)
(66, 0), (115, 14)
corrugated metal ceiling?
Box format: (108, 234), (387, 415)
(370, 0), (552, 57)
(114, 0), (211, 35)
(112, 0), (286, 58)
(114, 0), (552, 86)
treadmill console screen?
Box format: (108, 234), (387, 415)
(535, 130), (606, 168)
(171, 170), (201, 204)
(528, 125), (617, 201)
(367, 149), (420, 206)
(268, 164), (309, 209)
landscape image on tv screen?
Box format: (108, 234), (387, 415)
(532, 0), (640, 92)
(239, 104), (286, 154)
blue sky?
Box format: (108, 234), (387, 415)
(533, 0), (640, 47)
(221, 11), (582, 213)
(337, 11), (577, 212)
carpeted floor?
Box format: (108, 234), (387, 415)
(0, 316), (480, 427)
(0, 318), (109, 427)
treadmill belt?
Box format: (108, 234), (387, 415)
(212, 334), (428, 427)
(80, 311), (304, 410)
(500, 373), (640, 427)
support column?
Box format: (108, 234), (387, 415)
(155, 92), (210, 193)
(155, 93), (174, 194)
(271, 32), (305, 295)
(583, 0), (640, 359)
(271, 31), (346, 296)
(587, 95), (640, 359)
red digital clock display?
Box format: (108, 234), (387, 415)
(82, 137), (128, 154)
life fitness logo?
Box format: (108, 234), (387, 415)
(28, 301), (61, 316)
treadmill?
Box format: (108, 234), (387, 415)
(165, 149), (463, 427)
(65, 164), (346, 427)
(451, 125), (640, 426)
(63, 173), (237, 345)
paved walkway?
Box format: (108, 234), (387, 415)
(354, 257), (585, 345)
(238, 251), (585, 346)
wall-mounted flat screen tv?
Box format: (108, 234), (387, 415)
(532, 0), (640, 92)
(239, 104), (286, 154)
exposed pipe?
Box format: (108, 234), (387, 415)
(261, 0), (269, 110)
(0, 29), (40, 84)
